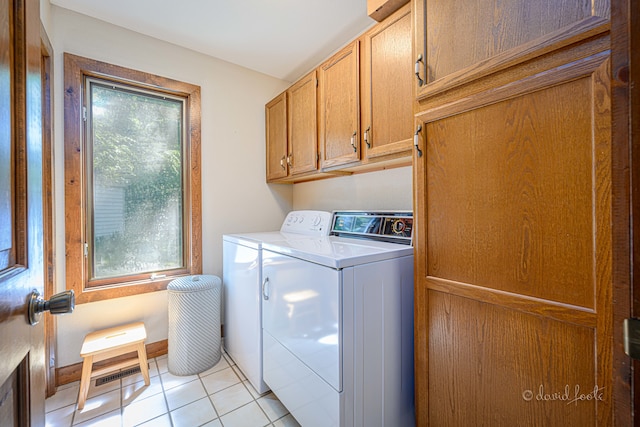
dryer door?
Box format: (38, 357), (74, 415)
(261, 249), (342, 391)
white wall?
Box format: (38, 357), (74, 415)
(293, 167), (412, 212)
(49, 5), (292, 366)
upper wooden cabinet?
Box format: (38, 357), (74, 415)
(361, 3), (413, 160)
(265, 92), (288, 182)
(287, 70), (318, 176)
(413, 0), (610, 101)
(266, 7), (415, 182)
(319, 41), (360, 170)
(265, 71), (320, 183)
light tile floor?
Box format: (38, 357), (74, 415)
(45, 351), (301, 427)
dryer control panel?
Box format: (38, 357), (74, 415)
(330, 211), (413, 245)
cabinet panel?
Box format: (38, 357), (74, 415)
(413, 54), (612, 425)
(287, 71), (318, 175)
(428, 291), (596, 425)
(361, 4), (413, 160)
(265, 92), (288, 182)
(425, 74), (601, 308)
(413, 0), (610, 100)
(319, 41), (360, 169)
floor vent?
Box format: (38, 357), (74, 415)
(95, 365), (145, 387)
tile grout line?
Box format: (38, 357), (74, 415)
(155, 357), (175, 427)
(201, 374), (222, 426)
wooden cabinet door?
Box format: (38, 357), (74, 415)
(265, 92), (288, 182)
(287, 70), (318, 175)
(319, 41), (360, 169)
(412, 0), (610, 101)
(361, 3), (413, 160)
(414, 54), (614, 426)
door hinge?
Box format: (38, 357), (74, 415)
(623, 318), (640, 359)
(82, 106), (87, 121)
(84, 242), (88, 258)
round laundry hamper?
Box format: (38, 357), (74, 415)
(167, 275), (222, 375)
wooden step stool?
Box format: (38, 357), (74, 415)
(77, 322), (150, 410)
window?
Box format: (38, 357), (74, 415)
(64, 54), (201, 303)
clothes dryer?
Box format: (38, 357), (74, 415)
(261, 211), (415, 426)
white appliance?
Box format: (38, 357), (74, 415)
(261, 211), (415, 427)
(222, 210), (332, 393)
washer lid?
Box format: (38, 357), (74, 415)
(262, 236), (413, 269)
(223, 231), (290, 249)
(222, 210), (332, 248)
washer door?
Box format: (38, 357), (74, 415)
(262, 249), (341, 391)
(222, 240), (269, 393)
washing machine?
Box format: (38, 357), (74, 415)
(222, 210), (331, 393)
(260, 211), (415, 426)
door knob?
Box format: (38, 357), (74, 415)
(28, 289), (75, 326)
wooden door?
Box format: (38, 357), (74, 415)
(265, 92), (288, 182)
(0, 0), (46, 425)
(412, 0), (622, 425)
(319, 41), (360, 170)
(361, 3), (413, 160)
(287, 70), (318, 176)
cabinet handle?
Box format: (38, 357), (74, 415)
(287, 155), (293, 167)
(415, 54), (425, 87)
(364, 126), (371, 148)
(262, 277), (270, 301)
(350, 131), (357, 152)
(280, 156), (286, 170)
(414, 124), (423, 157)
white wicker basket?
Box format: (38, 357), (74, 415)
(167, 275), (222, 375)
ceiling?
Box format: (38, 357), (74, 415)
(49, 0), (376, 82)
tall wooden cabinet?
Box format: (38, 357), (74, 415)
(319, 41), (360, 170)
(361, 3), (413, 160)
(412, 0), (620, 425)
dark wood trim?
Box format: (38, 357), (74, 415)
(40, 21), (55, 400)
(610, 0), (635, 424)
(55, 339), (168, 387)
(63, 53), (202, 304)
(632, 0), (640, 421)
(611, 0), (640, 426)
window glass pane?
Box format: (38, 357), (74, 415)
(89, 82), (184, 280)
